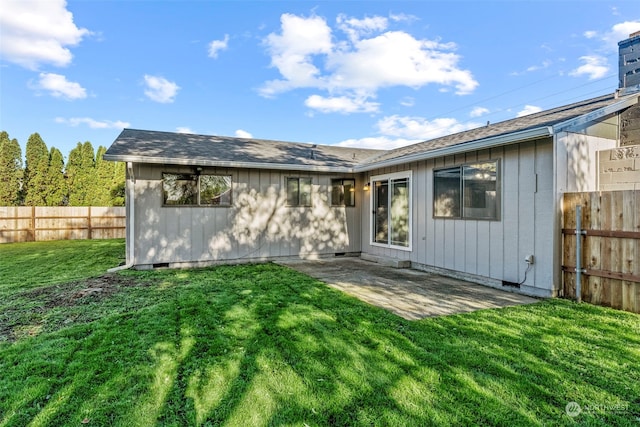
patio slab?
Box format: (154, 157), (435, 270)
(277, 257), (539, 320)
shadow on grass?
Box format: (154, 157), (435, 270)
(1, 263), (639, 426)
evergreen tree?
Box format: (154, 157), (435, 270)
(67, 141), (96, 206)
(23, 133), (49, 206)
(110, 161), (126, 206)
(44, 147), (66, 206)
(93, 147), (126, 206)
(93, 145), (113, 205)
(0, 131), (23, 206)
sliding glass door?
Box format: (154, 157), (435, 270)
(371, 171), (411, 250)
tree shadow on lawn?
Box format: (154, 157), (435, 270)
(1, 263), (639, 426)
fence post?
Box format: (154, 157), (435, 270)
(31, 206), (36, 242)
(88, 206), (92, 240)
(575, 205), (584, 303)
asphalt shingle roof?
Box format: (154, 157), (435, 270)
(364, 93), (630, 166)
(104, 129), (382, 172)
(105, 92), (638, 172)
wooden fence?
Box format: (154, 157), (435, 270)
(562, 191), (640, 314)
(0, 206), (125, 243)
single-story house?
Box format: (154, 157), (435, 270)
(104, 32), (640, 298)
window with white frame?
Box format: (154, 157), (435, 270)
(433, 160), (500, 220)
(162, 173), (231, 206)
(371, 171), (411, 249)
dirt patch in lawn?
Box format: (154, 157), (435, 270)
(29, 274), (145, 308)
(1, 274), (151, 343)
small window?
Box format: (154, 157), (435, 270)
(331, 178), (355, 207)
(199, 175), (232, 205)
(433, 161), (500, 220)
(286, 177), (312, 206)
(163, 173), (231, 206)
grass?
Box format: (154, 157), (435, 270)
(0, 240), (639, 426)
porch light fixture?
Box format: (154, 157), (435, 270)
(363, 182), (370, 191)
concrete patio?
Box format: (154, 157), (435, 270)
(277, 257), (539, 320)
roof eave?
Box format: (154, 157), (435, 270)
(552, 94), (639, 132)
(354, 126), (553, 172)
(102, 154), (357, 174)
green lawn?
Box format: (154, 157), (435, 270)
(0, 240), (639, 426)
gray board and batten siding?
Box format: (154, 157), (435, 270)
(360, 139), (556, 298)
(128, 162), (366, 268)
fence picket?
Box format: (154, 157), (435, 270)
(0, 206), (125, 243)
(562, 190), (640, 314)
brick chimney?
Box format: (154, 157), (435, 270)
(619, 31), (640, 95)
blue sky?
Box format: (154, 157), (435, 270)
(1, 0), (639, 158)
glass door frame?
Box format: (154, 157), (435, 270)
(369, 170), (412, 251)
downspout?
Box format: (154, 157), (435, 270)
(108, 162), (135, 272)
(551, 128), (563, 297)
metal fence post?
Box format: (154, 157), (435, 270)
(575, 205), (582, 303)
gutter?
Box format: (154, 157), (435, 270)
(552, 94), (639, 132)
(354, 126), (553, 172)
(102, 154), (357, 174)
(108, 162), (135, 273)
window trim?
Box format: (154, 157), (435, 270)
(285, 176), (313, 207)
(432, 159), (501, 220)
(162, 172), (232, 207)
(369, 170), (412, 251)
(331, 178), (356, 207)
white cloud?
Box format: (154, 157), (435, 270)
(377, 115), (480, 139)
(260, 13), (478, 111)
(400, 97), (415, 107)
(34, 72), (86, 99)
(235, 129), (253, 138)
(304, 94), (379, 114)
(208, 34), (229, 58)
(470, 107), (489, 118)
(598, 21), (640, 51)
(260, 13), (333, 97)
(0, 0), (90, 69)
(389, 13), (418, 24)
(527, 60), (552, 72)
(143, 75), (180, 103)
(516, 105), (542, 117)
(337, 14), (388, 42)
(176, 127), (194, 134)
(510, 59), (552, 76)
(55, 117), (129, 129)
(569, 55), (609, 80)
(327, 31), (476, 94)
(336, 136), (418, 150)
(337, 114), (482, 150)
(583, 30), (598, 39)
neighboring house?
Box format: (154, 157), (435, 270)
(105, 33), (640, 298)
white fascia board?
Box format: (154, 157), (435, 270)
(354, 126), (553, 172)
(552, 95), (639, 132)
(102, 154), (356, 173)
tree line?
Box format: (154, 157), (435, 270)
(0, 131), (125, 207)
